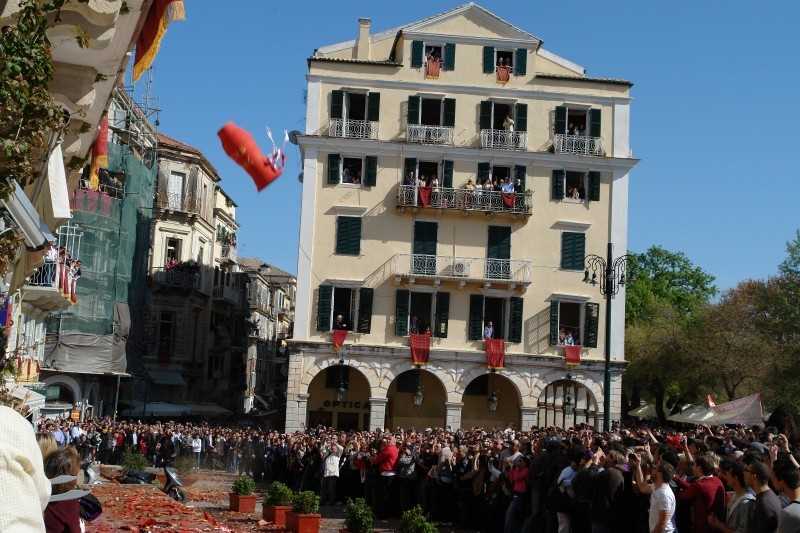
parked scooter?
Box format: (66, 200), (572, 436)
(119, 465), (185, 502)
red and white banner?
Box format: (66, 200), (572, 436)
(410, 333), (431, 366)
(484, 339), (505, 369)
(563, 345), (582, 366)
(331, 329), (348, 352)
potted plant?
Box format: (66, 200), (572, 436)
(287, 491), (321, 533)
(341, 498), (373, 533)
(399, 505), (438, 533)
(229, 474), (257, 513)
(263, 481), (293, 526)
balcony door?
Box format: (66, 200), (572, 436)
(487, 226), (511, 279)
(345, 92), (367, 121)
(412, 221), (438, 275)
(168, 171), (184, 209)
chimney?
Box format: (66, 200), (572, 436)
(355, 17), (371, 60)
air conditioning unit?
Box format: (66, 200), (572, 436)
(452, 260), (469, 277)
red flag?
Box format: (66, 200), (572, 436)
(133, 0), (186, 81)
(563, 345), (581, 366)
(418, 186), (432, 207)
(217, 122), (283, 191)
(88, 116), (108, 191)
(502, 193), (515, 208)
(331, 329), (348, 351)
(410, 333), (431, 365)
(485, 339), (505, 369)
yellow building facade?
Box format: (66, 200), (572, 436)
(289, 3), (638, 432)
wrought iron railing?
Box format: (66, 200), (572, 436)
(328, 118), (379, 140)
(391, 254), (532, 284)
(553, 134), (603, 156)
(152, 267), (200, 290)
(28, 262), (60, 288)
(480, 129), (527, 150)
(155, 192), (200, 213)
(407, 124), (454, 145)
(397, 185), (532, 215)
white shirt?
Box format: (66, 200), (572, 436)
(191, 438), (202, 453)
(322, 444), (343, 477)
(648, 483), (676, 533)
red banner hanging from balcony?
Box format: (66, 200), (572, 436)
(563, 345), (581, 366)
(502, 193), (515, 208)
(484, 339), (505, 369)
(410, 333), (431, 366)
(331, 329), (348, 352)
(418, 186), (432, 207)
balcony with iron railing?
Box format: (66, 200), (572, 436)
(328, 118), (379, 140)
(480, 129), (527, 151)
(155, 192), (200, 215)
(151, 267), (201, 292)
(397, 185), (532, 216)
(407, 124), (454, 145)
(24, 262), (75, 312)
(390, 254), (532, 287)
(553, 134), (603, 156)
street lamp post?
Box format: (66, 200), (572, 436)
(583, 242), (631, 432)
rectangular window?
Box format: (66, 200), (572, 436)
(468, 295), (523, 342)
(483, 297), (505, 339)
(564, 171), (587, 201)
(345, 92), (366, 121)
(409, 292), (433, 334)
(167, 171), (184, 209)
(558, 301), (581, 345)
(420, 98), (443, 126)
(342, 157), (363, 185)
(165, 237), (182, 264)
(332, 287), (355, 331)
(424, 44), (442, 78)
(395, 290), (447, 337)
(561, 232), (586, 270)
(335, 216), (362, 255)
(496, 49), (514, 68)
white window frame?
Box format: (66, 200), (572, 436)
(326, 283), (362, 332)
(560, 104), (592, 136)
(480, 296), (511, 340)
(401, 289), (448, 338)
(488, 98), (517, 131)
(555, 299), (586, 346)
(165, 236), (182, 264)
(416, 93), (446, 127)
(562, 170), (589, 204)
(339, 154), (366, 187)
(423, 42), (445, 74)
(342, 88), (369, 121)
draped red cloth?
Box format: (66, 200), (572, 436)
(418, 186), (432, 207)
(502, 193), (515, 208)
(410, 333), (431, 366)
(218, 122), (282, 191)
(563, 345), (582, 365)
(331, 329), (348, 351)
(485, 339), (505, 369)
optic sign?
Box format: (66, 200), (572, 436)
(323, 400), (370, 410)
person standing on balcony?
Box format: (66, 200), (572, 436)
(333, 314), (348, 331)
(484, 321), (494, 340)
(501, 178), (515, 194)
(503, 114), (515, 132)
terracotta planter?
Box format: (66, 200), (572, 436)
(286, 511), (297, 532)
(263, 504), (292, 527)
(290, 512), (321, 533)
(229, 493), (257, 513)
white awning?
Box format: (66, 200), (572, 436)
(8, 383), (46, 411)
(1, 179), (55, 250)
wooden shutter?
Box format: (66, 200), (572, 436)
(554, 105), (567, 135)
(404, 158), (417, 183)
(584, 302), (599, 348)
(364, 156), (378, 187)
(479, 100), (492, 130)
(367, 92), (380, 122)
(442, 160), (454, 188)
(588, 171), (601, 201)
(411, 40), (424, 68)
(316, 285), (333, 331)
(589, 108), (602, 138)
(561, 232), (586, 270)
(508, 297), (524, 343)
(514, 165), (526, 191)
(443, 43), (456, 71)
(483, 46), (495, 73)
(395, 289), (410, 337)
(468, 294), (485, 341)
(442, 98), (456, 127)
(514, 48), (527, 76)
(327, 154), (341, 184)
(330, 90), (344, 119)
(549, 300), (560, 345)
(551, 169), (565, 200)
(515, 103), (528, 132)
(487, 226), (511, 259)
(336, 216), (362, 255)
(477, 162), (491, 183)
(356, 288), (374, 334)
(434, 292), (450, 338)
(407, 95), (420, 125)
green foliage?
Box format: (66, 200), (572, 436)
(345, 498), (374, 533)
(291, 491), (320, 514)
(400, 505), (438, 533)
(231, 475), (256, 495)
(263, 482), (293, 506)
(122, 449), (148, 472)
(779, 229), (800, 279)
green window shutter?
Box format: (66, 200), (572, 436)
(356, 288), (374, 334)
(483, 46), (495, 74)
(412, 221), (437, 256)
(404, 158), (417, 183)
(407, 95), (420, 125)
(411, 40), (424, 68)
(443, 43), (456, 71)
(367, 92), (380, 122)
(468, 294), (485, 340)
(395, 289), (410, 337)
(514, 48), (527, 76)
(549, 300), (560, 345)
(508, 297), (524, 343)
(551, 169), (565, 200)
(588, 171), (601, 201)
(514, 165), (526, 190)
(515, 103), (528, 132)
(434, 292), (450, 338)
(327, 154), (341, 185)
(442, 160), (454, 188)
(554, 105), (567, 135)
(584, 302), (599, 348)
(336, 216), (362, 255)
(442, 98), (456, 127)
(487, 226), (511, 260)
(316, 285), (333, 331)
(589, 108), (602, 138)
(364, 156), (378, 187)
(561, 232), (586, 270)
(479, 100), (492, 130)
(477, 162), (490, 183)
(330, 90), (344, 119)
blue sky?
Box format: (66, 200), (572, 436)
(145, 1), (799, 291)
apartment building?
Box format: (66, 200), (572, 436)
(289, 3), (637, 432)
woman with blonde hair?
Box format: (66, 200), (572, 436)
(37, 432), (58, 462)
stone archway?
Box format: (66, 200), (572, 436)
(385, 368), (447, 430)
(461, 371), (522, 430)
(43, 374), (81, 405)
(306, 364), (372, 431)
(537, 379), (599, 429)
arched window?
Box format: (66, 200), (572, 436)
(537, 380), (598, 430)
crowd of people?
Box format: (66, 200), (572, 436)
(30, 411), (800, 533)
